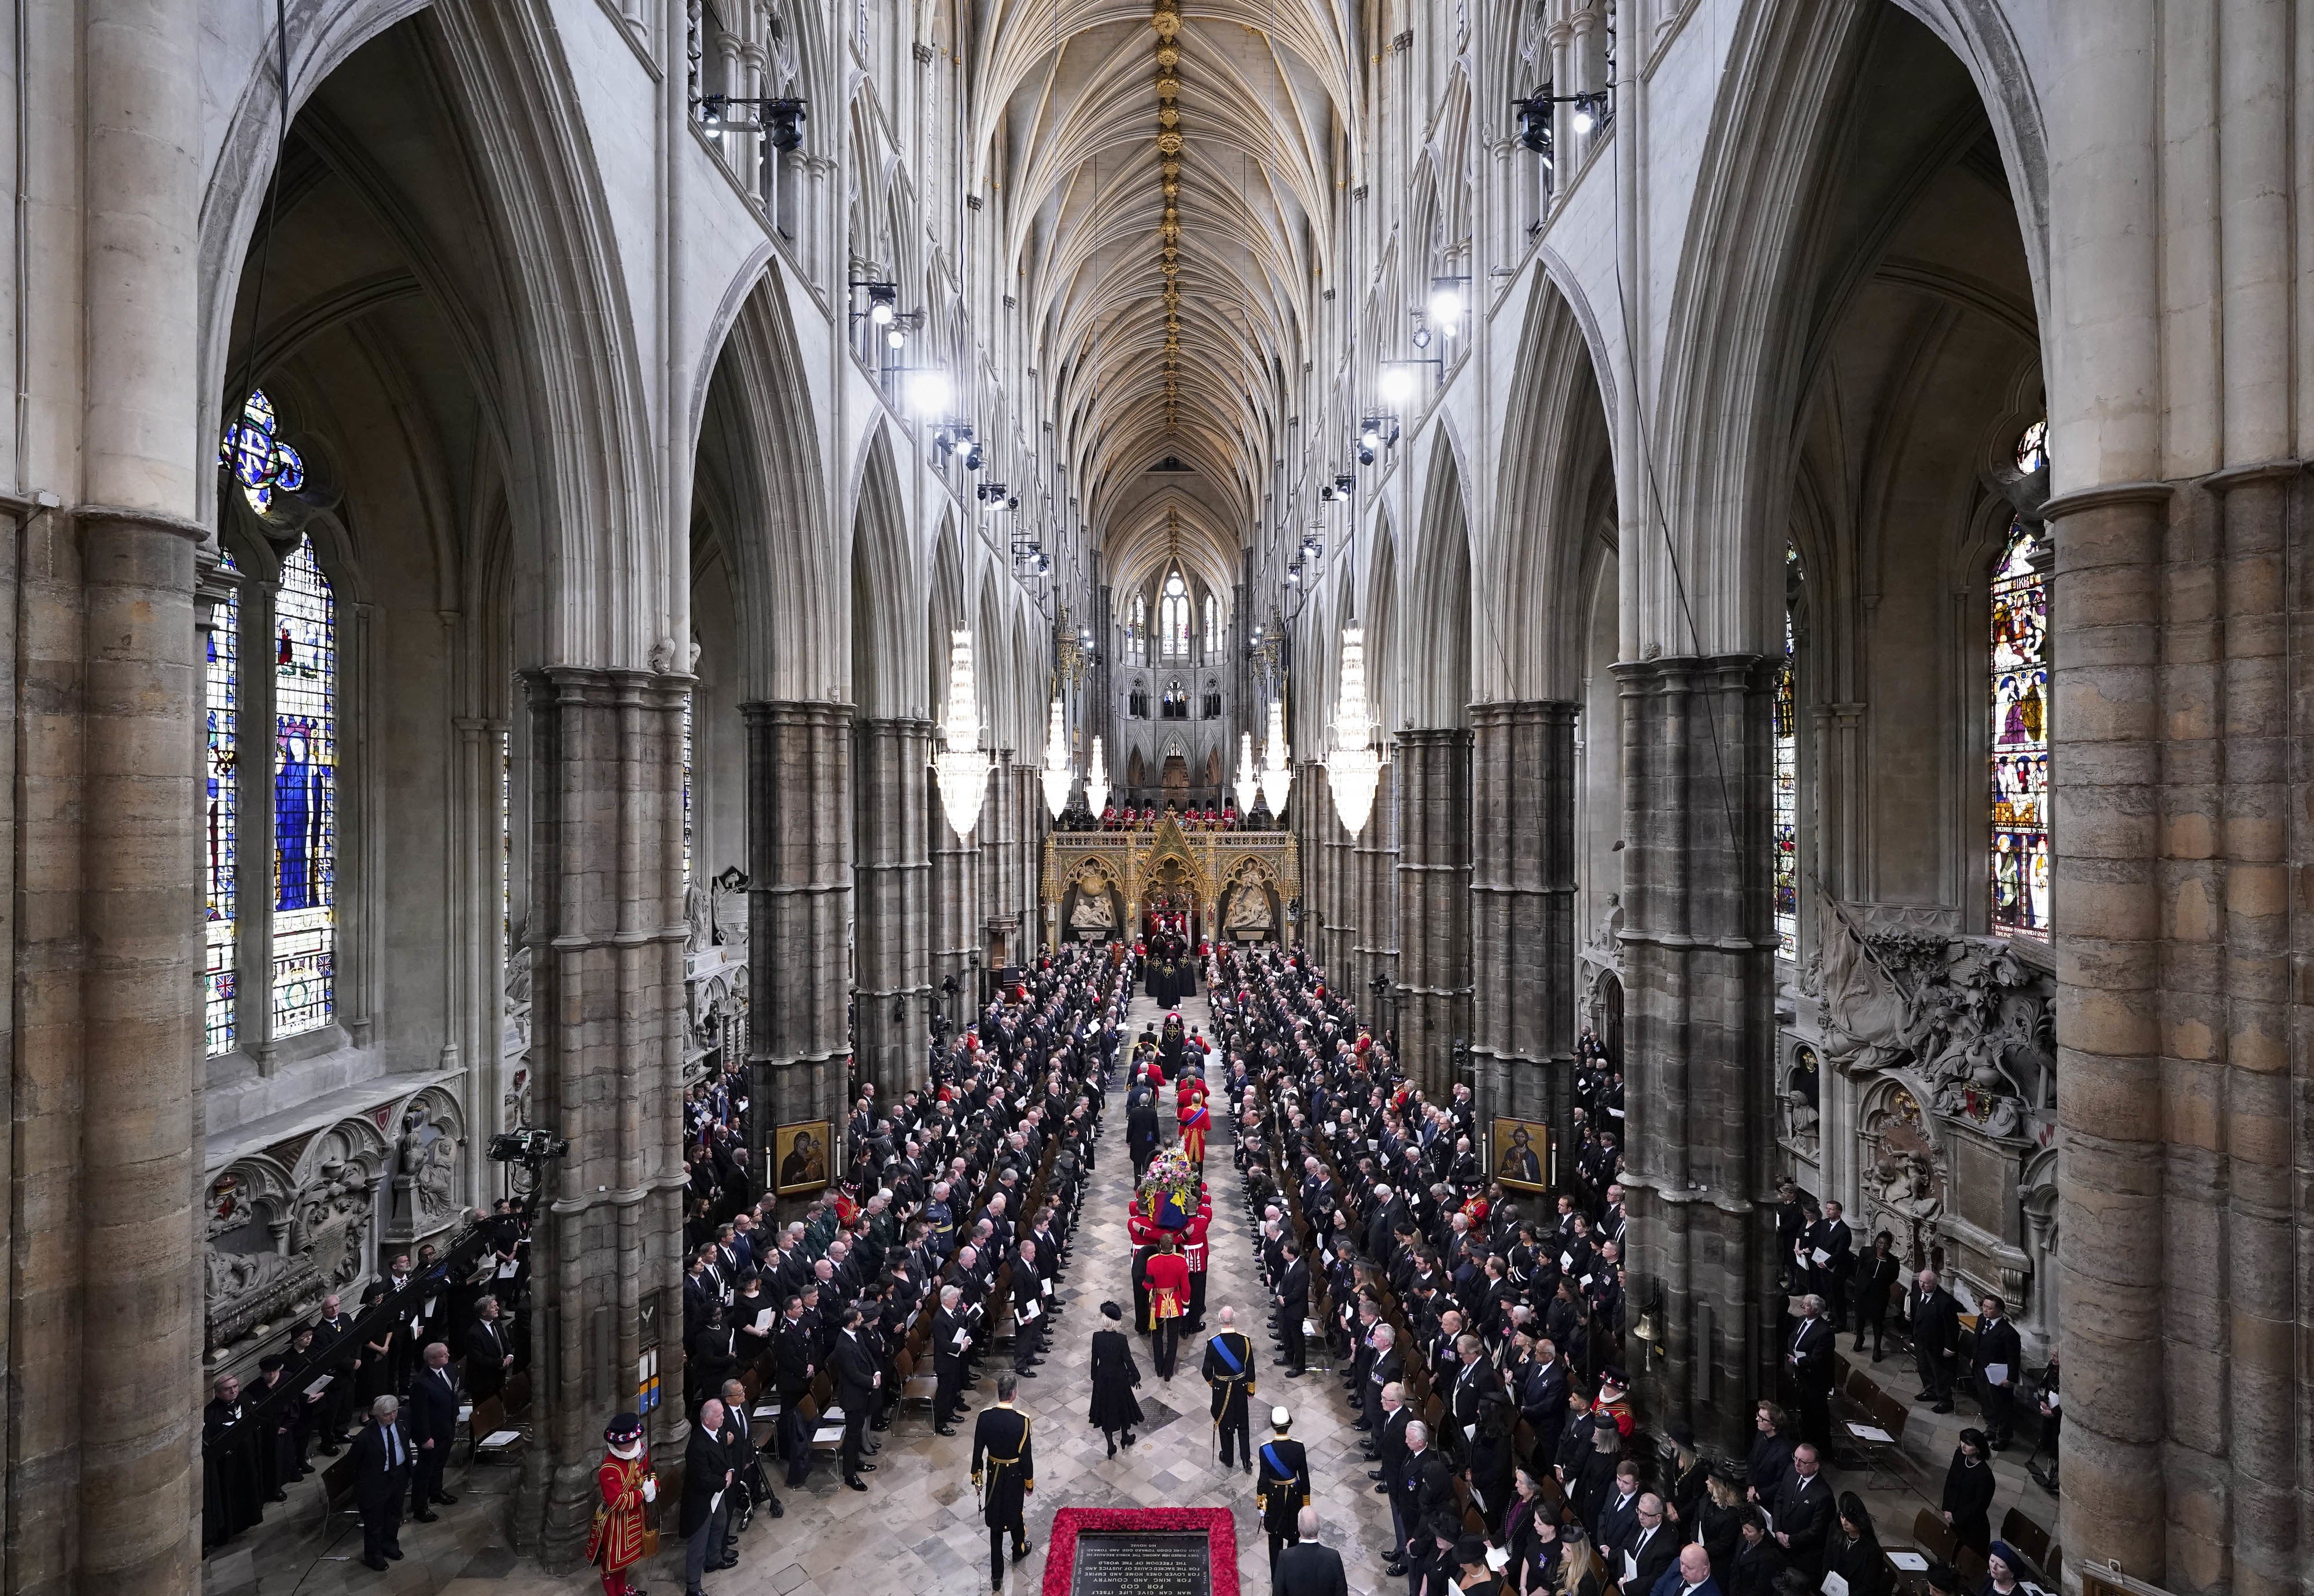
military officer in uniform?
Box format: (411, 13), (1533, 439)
(970, 1373), (1037, 1591)
(1255, 1406), (1313, 1569)
(1200, 1305), (1258, 1468)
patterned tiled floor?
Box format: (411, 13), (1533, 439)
(218, 984), (2025, 1596)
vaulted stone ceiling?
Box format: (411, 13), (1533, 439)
(976, 0), (1355, 602)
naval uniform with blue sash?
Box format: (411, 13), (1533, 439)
(1200, 1326), (1257, 1468)
(1255, 1426), (1313, 1568)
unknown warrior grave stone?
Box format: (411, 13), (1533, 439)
(1067, 1531), (1214, 1596)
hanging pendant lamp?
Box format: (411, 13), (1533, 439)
(1040, 695), (1074, 819)
(1085, 735), (1111, 817)
(1261, 698), (1292, 816)
(1326, 626), (1382, 835)
(1235, 731), (1259, 816)
(935, 630), (992, 838)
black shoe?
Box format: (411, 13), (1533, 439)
(1913, 1392), (1935, 1403)
(384, 1548), (404, 1561)
(1285, 1369), (1306, 1378)
(1013, 1540), (1037, 1562)
(765, 1498), (784, 1517)
(846, 1477), (869, 1492)
(318, 1443), (341, 1457)
(412, 1510), (439, 1523)
(937, 1425), (959, 1437)
(1373, 1482), (1391, 1494)
(364, 1557), (390, 1572)
(267, 1491), (289, 1503)
(1122, 1432), (1136, 1446)
(1369, 1470), (1386, 1480)
(858, 1462), (878, 1472)
(1932, 1401), (1954, 1414)
(1016, 1369), (1038, 1379)
(1385, 1562), (1407, 1578)
(1107, 1439), (1118, 1459)
(433, 1491), (459, 1505)
(1241, 1459), (1252, 1474)
(872, 1420), (893, 1432)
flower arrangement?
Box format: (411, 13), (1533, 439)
(1135, 1149), (1200, 1230)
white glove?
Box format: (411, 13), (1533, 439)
(642, 1477), (658, 1503)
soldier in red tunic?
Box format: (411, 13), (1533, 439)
(1183, 1198), (1213, 1332)
(1144, 1238), (1191, 1381)
(1177, 1076), (1211, 1169)
(586, 1411), (655, 1596)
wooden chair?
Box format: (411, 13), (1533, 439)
(2000, 1507), (2050, 1569)
(1843, 1394), (1906, 1488)
(467, 1395), (524, 1468)
(1955, 1546), (1987, 1586)
(1911, 1507), (1958, 1567)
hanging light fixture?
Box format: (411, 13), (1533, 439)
(1040, 695), (1074, 819)
(1085, 735), (1111, 816)
(1262, 698), (1292, 816)
(935, 630), (991, 838)
(1235, 732), (1260, 815)
(1326, 626), (1382, 835)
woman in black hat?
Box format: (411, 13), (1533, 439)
(1088, 1302), (1143, 1458)
(1940, 1429), (1996, 1557)
(1825, 1493), (1892, 1596)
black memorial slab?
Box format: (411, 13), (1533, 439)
(1067, 1531), (1213, 1596)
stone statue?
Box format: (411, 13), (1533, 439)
(1069, 887), (1116, 931)
(397, 1103), (459, 1225)
(1593, 891), (1624, 950)
(1225, 886), (1272, 932)
(685, 882), (716, 953)
(1783, 1088), (1819, 1158)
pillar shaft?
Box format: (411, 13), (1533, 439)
(1470, 702), (1578, 1146)
(745, 702), (852, 1164)
(1351, 761), (1399, 1026)
(853, 717), (932, 1096)
(1394, 728), (1472, 1095)
(930, 765), (980, 1015)
(513, 669), (688, 1564)
(1616, 656), (1775, 1453)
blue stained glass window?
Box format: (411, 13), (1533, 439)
(1773, 545), (1800, 959)
(682, 697), (695, 887)
(205, 552), (241, 1055)
(220, 389), (305, 516)
(1991, 515), (2050, 941)
(1161, 571), (1190, 657)
(272, 538), (336, 1035)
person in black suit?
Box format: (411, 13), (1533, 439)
(1849, 1232), (1901, 1361)
(1908, 1269), (1961, 1413)
(1127, 1080), (1161, 1182)
(970, 1375), (1037, 1592)
(830, 1307), (881, 1490)
(1973, 1295), (2022, 1448)
(1273, 1507), (1349, 1596)
(932, 1284), (971, 1437)
(681, 1398), (735, 1596)
(1617, 1494), (1680, 1594)
(403, 1343), (460, 1518)
(1274, 1243), (1310, 1375)
(349, 1396), (415, 1572)
(465, 1295), (513, 1403)
(1785, 1295), (1836, 1448)
(1766, 1444), (1830, 1579)
(717, 1376), (782, 1559)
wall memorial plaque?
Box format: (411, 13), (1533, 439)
(1068, 1531), (1213, 1596)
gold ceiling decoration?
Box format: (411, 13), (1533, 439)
(1155, 42), (1180, 68)
(1158, 105), (1180, 128)
(1154, 1), (1184, 430)
(1156, 130), (1183, 154)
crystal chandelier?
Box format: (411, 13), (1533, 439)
(1235, 732), (1259, 815)
(1326, 626), (1382, 835)
(1040, 695), (1074, 819)
(1261, 698), (1292, 816)
(935, 630), (991, 838)
(1085, 735), (1111, 816)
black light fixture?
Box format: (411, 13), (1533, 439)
(1356, 414), (1400, 466)
(1510, 86), (1608, 153)
(977, 480), (1009, 503)
(760, 97), (808, 150)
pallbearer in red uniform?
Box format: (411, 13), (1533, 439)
(586, 1412), (655, 1596)
(1177, 1075), (1211, 1170)
(1145, 1237), (1191, 1380)
(1183, 1197), (1212, 1332)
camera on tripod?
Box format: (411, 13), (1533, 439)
(487, 1127), (571, 1165)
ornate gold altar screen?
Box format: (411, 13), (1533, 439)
(1044, 813), (1300, 952)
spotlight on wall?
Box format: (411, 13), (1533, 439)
(760, 98), (808, 150)
(905, 370), (952, 416)
(1428, 278), (1466, 337)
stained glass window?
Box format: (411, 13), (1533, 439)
(1991, 515), (2050, 940)
(219, 390), (305, 516)
(205, 552), (241, 1055)
(2014, 418), (2048, 474)
(1203, 594), (1218, 655)
(1773, 545), (1800, 959)
(1161, 571), (1189, 656)
(1128, 595), (1147, 663)
(272, 538), (336, 1035)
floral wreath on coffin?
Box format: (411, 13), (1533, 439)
(1134, 1148), (1202, 1230)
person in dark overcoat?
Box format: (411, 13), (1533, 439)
(1087, 1302), (1144, 1457)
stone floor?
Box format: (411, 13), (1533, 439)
(212, 982), (2051, 1596)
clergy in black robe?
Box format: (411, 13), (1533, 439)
(201, 1374), (272, 1550)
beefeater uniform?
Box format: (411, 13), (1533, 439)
(585, 1448), (653, 1596)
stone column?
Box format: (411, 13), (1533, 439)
(1352, 761), (1400, 1032)
(513, 669), (689, 1563)
(979, 751), (1018, 971)
(853, 717), (932, 1096)
(1615, 656), (1776, 1453)
(929, 764), (980, 1024)
(1470, 702), (1577, 1149)
(744, 702), (852, 1176)
(13, 1), (212, 1590)
(1014, 763), (1042, 947)
(1305, 761), (1355, 981)
(1394, 728), (1472, 1095)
